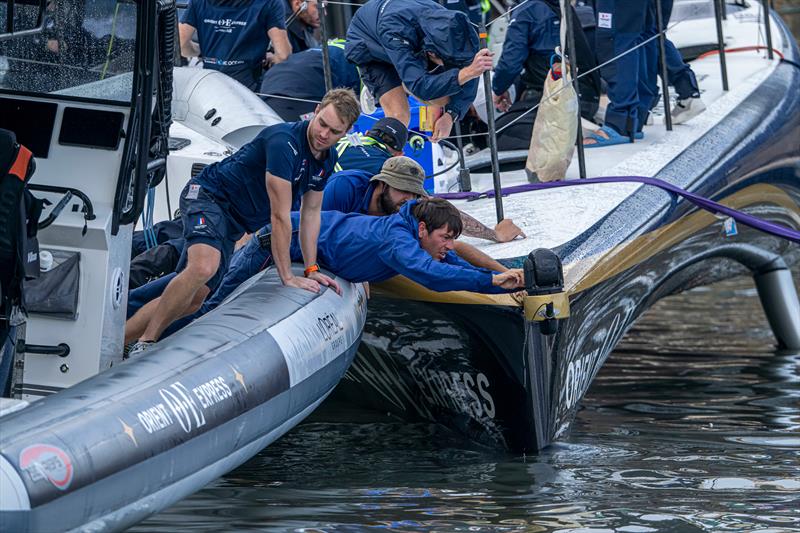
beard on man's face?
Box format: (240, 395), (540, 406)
(378, 187), (401, 215)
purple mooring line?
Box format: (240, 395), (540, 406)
(435, 176), (800, 243)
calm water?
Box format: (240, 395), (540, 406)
(136, 275), (800, 532)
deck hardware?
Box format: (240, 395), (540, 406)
(561, 0), (587, 177)
(20, 342), (70, 357)
(523, 248), (567, 336)
(713, 0), (729, 91)
(656, 0), (673, 131)
(761, 0), (775, 60)
(479, 23), (504, 223)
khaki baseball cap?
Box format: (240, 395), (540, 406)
(371, 156), (428, 197)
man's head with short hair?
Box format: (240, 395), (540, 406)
(308, 88), (360, 153)
(318, 88), (360, 128)
(367, 117), (409, 155)
(412, 197), (463, 261)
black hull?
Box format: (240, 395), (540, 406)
(330, 22), (800, 452)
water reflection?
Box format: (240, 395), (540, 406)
(137, 275), (800, 532)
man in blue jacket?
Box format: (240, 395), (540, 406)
(285, 197), (524, 292)
(345, 0), (494, 142)
(260, 39), (360, 121)
(166, 198), (523, 321)
(125, 89), (361, 355)
(179, 0), (293, 90)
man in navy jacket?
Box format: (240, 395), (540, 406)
(345, 0), (493, 142)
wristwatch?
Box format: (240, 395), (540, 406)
(445, 109), (460, 122)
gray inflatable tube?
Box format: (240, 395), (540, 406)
(0, 267), (367, 532)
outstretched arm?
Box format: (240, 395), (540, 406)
(458, 210), (525, 243)
(381, 228), (521, 294)
(453, 241), (507, 272)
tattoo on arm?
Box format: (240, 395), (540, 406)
(459, 211), (498, 242)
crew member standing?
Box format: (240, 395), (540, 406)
(345, 0), (493, 142)
(125, 89), (361, 357)
(584, 0), (658, 147)
(179, 0), (292, 90)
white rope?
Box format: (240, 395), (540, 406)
(486, 0), (532, 27)
(255, 92), (322, 103)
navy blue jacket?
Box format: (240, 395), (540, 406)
(321, 169), (376, 213)
(289, 200), (504, 292)
(492, 0), (561, 95)
(260, 44), (360, 99)
(345, 0), (479, 119)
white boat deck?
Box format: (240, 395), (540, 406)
(454, 2), (786, 261)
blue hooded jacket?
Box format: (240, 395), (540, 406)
(289, 200), (504, 293)
(345, 0), (480, 119)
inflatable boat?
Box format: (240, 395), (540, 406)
(1, 269), (366, 532)
(0, 0), (366, 529)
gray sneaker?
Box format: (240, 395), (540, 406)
(671, 97), (706, 124)
(125, 340), (156, 359)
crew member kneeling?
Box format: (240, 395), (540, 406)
(125, 88), (361, 357)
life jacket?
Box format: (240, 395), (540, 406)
(0, 128), (43, 320)
(333, 133), (391, 172)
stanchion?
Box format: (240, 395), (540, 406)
(479, 23), (504, 222)
(656, 0), (673, 131)
(318, 0), (333, 92)
(562, 0), (587, 178)
(762, 0), (775, 60)
(453, 121), (472, 192)
(713, 0), (729, 91)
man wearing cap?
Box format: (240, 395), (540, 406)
(334, 117), (407, 175)
(345, 0), (494, 142)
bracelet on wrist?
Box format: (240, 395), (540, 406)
(304, 264), (320, 277)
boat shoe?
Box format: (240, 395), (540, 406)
(671, 97), (707, 124)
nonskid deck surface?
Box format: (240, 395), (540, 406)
(453, 3), (787, 264)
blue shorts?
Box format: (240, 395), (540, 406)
(178, 181), (243, 291)
(358, 61), (402, 101)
